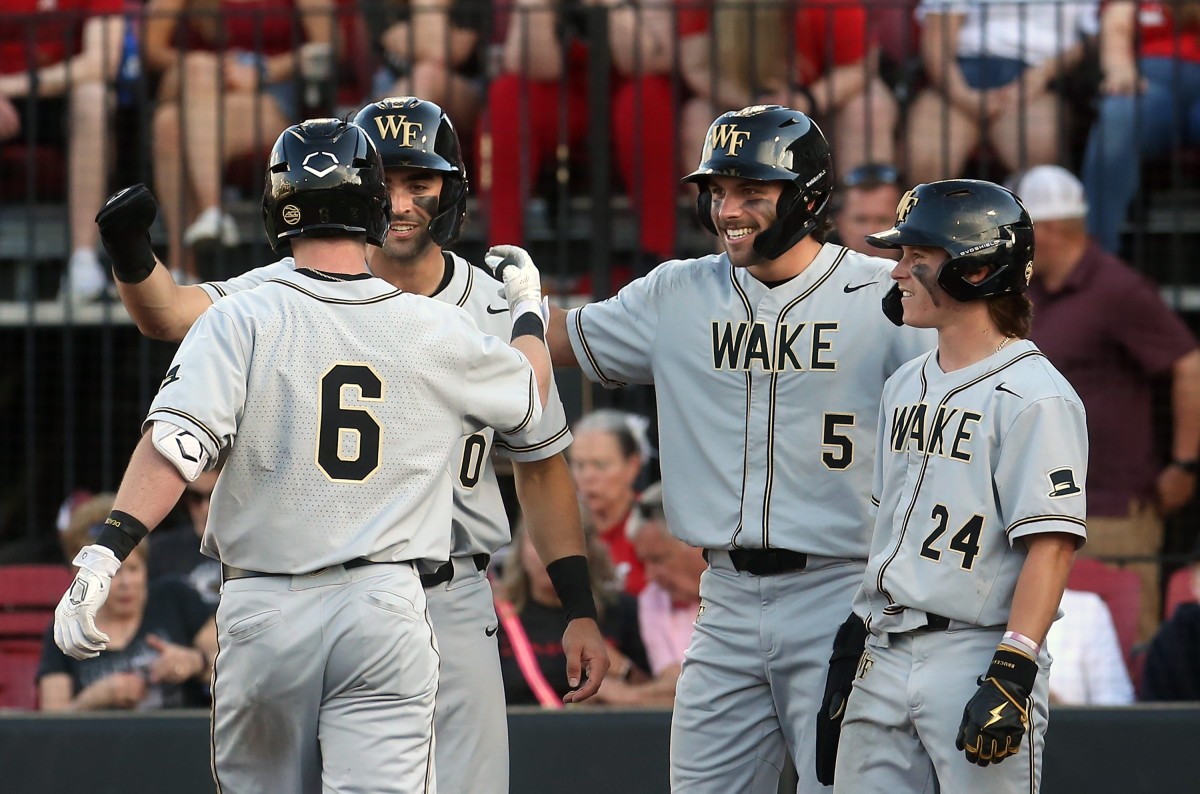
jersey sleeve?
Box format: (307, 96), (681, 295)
(197, 258), (294, 302)
(566, 273), (663, 388)
(455, 319), (543, 438)
(493, 372), (572, 462)
(143, 306), (253, 463)
(995, 397), (1089, 547)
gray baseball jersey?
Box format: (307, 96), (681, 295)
(199, 253), (567, 794)
(567, 244), (934, 558)
(853, 340), (1088, 634)
(149, 268), (541, 573)
(567, 243), (934, 792)
(200, 252), (572, 558)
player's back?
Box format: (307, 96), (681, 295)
(152, 270), (539, 574)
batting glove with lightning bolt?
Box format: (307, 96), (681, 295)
(54, 545), (122, 660)
(956, 647), (1037, 766)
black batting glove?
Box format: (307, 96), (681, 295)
(881, 283), (904, 326)
(955, 647), (1037, 767)
(95, 184), (159, 284)
(815, 613), (868, 785)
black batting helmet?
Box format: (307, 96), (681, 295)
(353, 96), (468, 246)
(262, 119), (389, 252)
(867, 179), (1034, 302)
(681, 105), (833, 260)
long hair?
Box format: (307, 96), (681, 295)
(987, 293), (1034, 340)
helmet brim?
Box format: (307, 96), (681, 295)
(865, 225), (948, 251)
(681, 159), (794, 185)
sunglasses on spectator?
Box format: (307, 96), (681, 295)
(842, 163), (902, 189)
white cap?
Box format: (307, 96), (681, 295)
(1012, 165), (1088, 222)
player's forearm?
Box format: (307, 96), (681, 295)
(547, 306), (579, 367)
(512, 337), (552, 407)
(1170, 349), (1200, 461)
(514, 454), (587, 562)
(111, 432), (191, 531)
(117, 262), (213, 341)
(1006, 534), (1077, 646)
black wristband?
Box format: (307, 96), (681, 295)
(511, 312), (546, 342)
(987, 647), (1038, 692)
(1171, 458), (1199, 475)
(102, 231), (157, 284)
(96, 184), (160, 283)
(545, 555), (599, 623)
(94, 510), (150, 561)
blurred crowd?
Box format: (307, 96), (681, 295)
(3, 0), (1200, 711)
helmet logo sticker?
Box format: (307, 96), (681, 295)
(1024, 261), (1034, 284)
(895, 190), (919, 223)
(711, 124), (752, 156)
(302, 151), (340, 178)
(282, 205), (302, 225)
(373, 115), (425, 148)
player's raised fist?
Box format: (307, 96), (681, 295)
(95, 184), (160, 284)
(486, 244), (544, 321)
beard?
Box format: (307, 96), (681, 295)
(381, 225), (436, 262)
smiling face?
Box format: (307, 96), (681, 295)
(708, 175), (784, 269)
(380, 166), (443, 262)
(892, 245), (952, 328)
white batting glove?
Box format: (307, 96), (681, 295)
(54, 545), (121, 660)
(486, 244), (544, 324)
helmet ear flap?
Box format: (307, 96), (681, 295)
(694, 188), (717, 236)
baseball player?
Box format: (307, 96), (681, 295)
(545, 104), (935, 792)
(53, 118), (556, 793)
(834, 180), (1087, 792)
(100, 97), (609, 793)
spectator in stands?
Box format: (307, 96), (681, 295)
(143, 0), (333, 282)
(147, 468), (221, 605)
(1083, 0), (1200, 254)
(1046, 588), (1136, 705)
(829, 162), (904, 259)
(496, 521), (648, 707)
(1141, 601), (1200, 701)
(365, 0), (487, 151)
(57, 491), (115, 563)
(1016, 164), (1200, 644)
(678, 0), (896, 181)
(569, 409), (651, 595)
(906, 0), (1095, 185)
(36, 509), (217, 710)
(478, 0), (679, 268)
(0, 0), (126, 301)
(594, 481), (701, 707)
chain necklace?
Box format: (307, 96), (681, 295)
(995, 336), (1013, 354)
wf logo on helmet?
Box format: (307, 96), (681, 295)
(373, 116), (425, 148)
(711, 124), (751, 156)
(895, 190), (920, 223)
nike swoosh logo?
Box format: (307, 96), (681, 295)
(485, 625), (499, 637)
(485, 305), (507, 315)
(843, 281), (878, 293)
(995, 383), (1021, 397)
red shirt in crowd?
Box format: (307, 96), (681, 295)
(601, 510), (647, 596)
(1137, 2), (1200, 63)
(677, 0), (871, 85)
(1027, 242), (1199, 516)
(0, 0), (123, 76)
(180, 0), (306, 57)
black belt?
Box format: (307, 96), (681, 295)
(706, 548), (809, 576)
(918, 613), (952, 631)
(221, 557), (376, 582)
(420, 553), (490, 588)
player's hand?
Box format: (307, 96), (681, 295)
(96, 184), (160, 284)
(561, 617), (610, 704)
(487, 244), (543, 307)
(955, 647), (1037, 766)
(54, 545), (122, 660)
